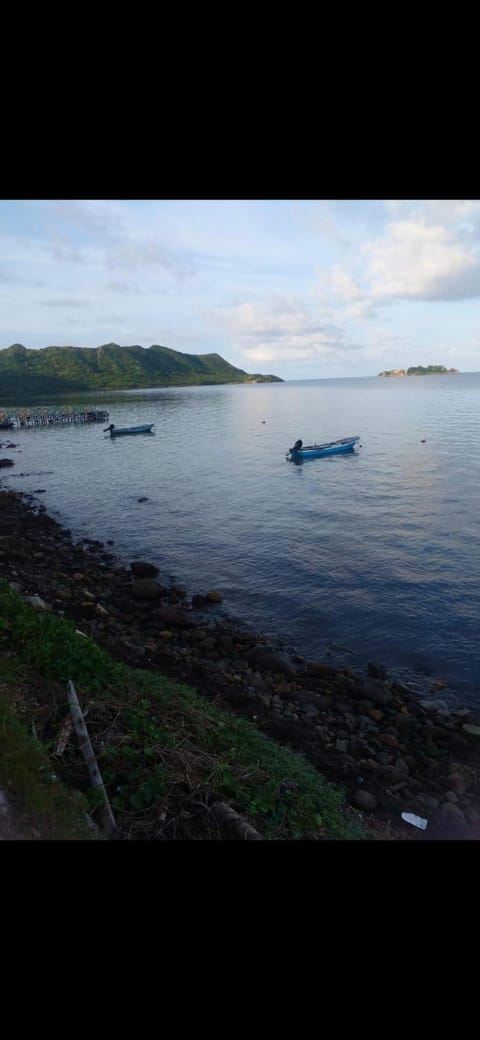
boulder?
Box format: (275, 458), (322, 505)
(206, 590), (223, 603)
(131, 579), (162, 601)
(151, 605), (194, 628)
(130, 561), (159, 578)
(245, 646), (296, 679)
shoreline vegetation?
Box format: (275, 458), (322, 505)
(1, 480), (480, 840)
(0, 343), (283, 397)
(378, 365), (460, 377)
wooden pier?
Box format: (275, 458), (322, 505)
(0, 406), (109, 429)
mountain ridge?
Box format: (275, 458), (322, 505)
(0, 342), (283, 394)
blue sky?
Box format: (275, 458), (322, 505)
(1, 198), (479, 378)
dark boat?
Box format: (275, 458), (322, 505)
(104, 423), (155, 437)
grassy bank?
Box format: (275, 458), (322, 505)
(0, 580), (364, 840)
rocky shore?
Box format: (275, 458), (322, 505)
(1, 484), (480, 840)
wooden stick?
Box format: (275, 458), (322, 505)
(210, 801), (264, 841)
(66, 680), (116, 838)
(54, 715), (74, 756)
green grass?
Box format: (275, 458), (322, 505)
(0, 580), (364, 840)
(0, 683), (94, 839)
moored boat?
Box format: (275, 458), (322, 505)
(286, 436), (360, 460)
(104, 423), (155, 437)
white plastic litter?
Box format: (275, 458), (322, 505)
(401, 812), (428, 830)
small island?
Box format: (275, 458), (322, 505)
(378, 365), (460, 377)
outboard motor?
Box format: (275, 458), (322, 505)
(286, 438), (303, 459)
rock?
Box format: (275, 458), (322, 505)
(353, 790), (377, 811)
(299, 694), (330, 711)
(446, 773), (467, 795)
(462, 724), (480, 737)
(355, 699), (375, 712)
(171, 584), (187, 600)
(304, 662), (338, 679)
(426, 725), (448, 741)
(380, 733), (399, 749)
(95, 604), (109, 616)
(335, 739), (349, 753)
(393, 758), (410, 776)
(420, 698), (449, 713)
(245, 646), (295, 679)
(152, 606), (194, 628)
(417, 794), (440, 811)
(429, 803), (469, 839)
(367, 662), (387, 680)
(364, 685), (393, 707)
(137, 497), (149, 503)
(300, 704), (320, 720)
(206, 590), (223, 603)
(55, 588), (71, 601)
(24, 595), (50, 612)
(192, 594), (209, 608)
(131, 579), (162, 601)
(368, 708), (384, 721)
(449, 733), (471, 753)
(130, 561), (159, 578)
(272, 681), (294, 695)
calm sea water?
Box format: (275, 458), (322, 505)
(2, 374), (480, 706)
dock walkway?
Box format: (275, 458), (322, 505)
(0, 406), (109, 429)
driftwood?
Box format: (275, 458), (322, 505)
(210, 801), (264, 841)
(66, 680), (116, 838)
(54, 715), (74, 756)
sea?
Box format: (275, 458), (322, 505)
(2, 373), (479, 707)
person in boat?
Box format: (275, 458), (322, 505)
(292, 439), (303, 452)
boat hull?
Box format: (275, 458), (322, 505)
(108, 424), (155, 437)
(286, 436), (360, 460)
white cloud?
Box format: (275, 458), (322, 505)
(331, 265), (363, 301)
(329, 206), (480, 310)
(363, 219), (478, 301)
(206, 297), (360, 364)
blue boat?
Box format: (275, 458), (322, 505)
(104, 423), (155, 437)
(286, 436), (360, 460)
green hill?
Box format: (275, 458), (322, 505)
(0, 343), (283, 395)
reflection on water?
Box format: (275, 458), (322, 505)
(2, 374), (480, 706)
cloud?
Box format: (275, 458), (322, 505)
(0, 269), (45, 288)
(48, 200), (127, 242)
(206, 297), (360, 363)
(40, 298), (90, 308)
(363, 219), (479, 301)
(106, 239), (194, 280)
(330, 205), (480, 309)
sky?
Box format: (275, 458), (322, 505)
(1, 198), (479, 379)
